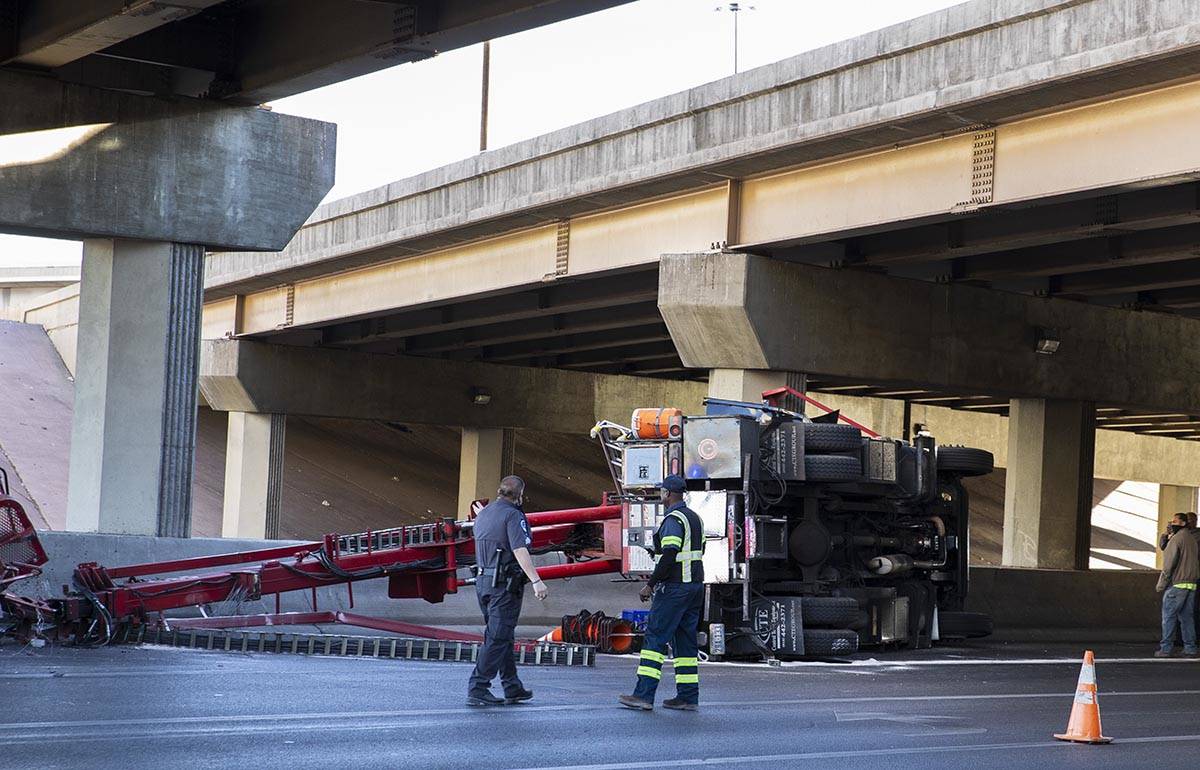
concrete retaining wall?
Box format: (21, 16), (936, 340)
(967, 566), (1160, 635)
(19, 532), (1164, 637)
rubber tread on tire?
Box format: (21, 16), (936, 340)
(802, 629), (859, 656)
(802, 423), (862, 453)
(936, 446), (994, 477)
(800, 597), (859, 628)
(804, 454), (862, 482)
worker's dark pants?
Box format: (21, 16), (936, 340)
(468, 586), (524, 695)
(631, 582), (704, 705)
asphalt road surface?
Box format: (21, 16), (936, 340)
(2, 639), (1198, 770)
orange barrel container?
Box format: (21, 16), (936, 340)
(631, 407), (683, 440)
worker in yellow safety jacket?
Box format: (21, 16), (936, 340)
(618, 474), (705, 711)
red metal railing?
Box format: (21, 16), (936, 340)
(67, 503), (623, 624)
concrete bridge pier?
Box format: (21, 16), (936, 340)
(221, 413), (287, 539)
(708, 369), (807, 412)
(1001, 399), (1096, 570)
(65, 240), (205, 537)
(1157, 484), (1199, 569)
(1, 70), (335, 536)
(457, 428), (515, 519)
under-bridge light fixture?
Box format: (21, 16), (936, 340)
(1035, 327), (1061, 355)
(470, 387), (492, 406)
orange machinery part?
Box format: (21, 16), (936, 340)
(631, 407), (683, 440)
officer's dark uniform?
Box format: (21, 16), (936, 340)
(631, 484), (705, 706)
(468, 496), (532, 699)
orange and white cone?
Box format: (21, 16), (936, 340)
(536, 627), (563, 643)
(1053, 650), (1113, 744)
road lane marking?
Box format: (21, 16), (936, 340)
(706, 656), (1200, 668)
(510, 734), (1200, 770)
(3, 689), (1199, 745)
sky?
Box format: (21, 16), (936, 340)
(0, 0), (961, 268)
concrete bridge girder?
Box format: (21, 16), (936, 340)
(204, 76), (1200, 351)
(198, 339), (707, 434)
(0, 70), (335, 250)
(204, 0), (1200, 298)
(658, 251), (1200, 417)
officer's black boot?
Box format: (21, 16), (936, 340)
(467, 691), (504, 707)
(503, 687), (534, 704)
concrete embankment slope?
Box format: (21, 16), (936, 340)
(0, 321), (73, 529)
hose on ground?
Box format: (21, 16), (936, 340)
(559, 610), (638, 654)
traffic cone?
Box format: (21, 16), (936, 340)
(536, 627), (563, 643)
(1053, 650), (1113, 744)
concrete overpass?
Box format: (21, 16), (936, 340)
(0, 265), (78, 320)
(195, 0), (1200, 570)
(0, 0), (634, 539)
(0, 1), (633, 104)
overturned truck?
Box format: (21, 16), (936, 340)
(596, 389), (995, 659)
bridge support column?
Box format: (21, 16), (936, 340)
(1157, 484), (1197, 569)
(707, 370), (806, 410)
(221, 412), (287, 539)
(458, 428), (515, 519)
(659, 252), (1200, 415)
(1002, 399), (1096, 570)
(66, 239), (204, 536)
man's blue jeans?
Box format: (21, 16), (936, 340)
(1160, 586), (1197, 654)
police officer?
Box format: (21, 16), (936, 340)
(618, 474), (705, 712)
(467, 475), (549, 707)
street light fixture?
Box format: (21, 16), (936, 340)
(714, 3), (756, 74)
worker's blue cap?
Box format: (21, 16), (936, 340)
(660, 475), (687, 492)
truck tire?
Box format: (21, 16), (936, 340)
(804, 455), (862, 482)
(802, 629), (859, 656)
(936, 446), (994, 477)
(802, 423), (862, 453)
(938, 611), (993, 639)
(801, 597), (859, 628)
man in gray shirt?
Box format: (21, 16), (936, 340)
(1157, 513), (1199, 658)
(466, 475), (549, 706)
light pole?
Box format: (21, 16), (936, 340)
(480, 40), (491, 152)
(714, 3), (756, 74)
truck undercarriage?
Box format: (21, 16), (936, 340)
(600, 388), (995, 659)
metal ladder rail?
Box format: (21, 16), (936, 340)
(594, 425), (628, 497)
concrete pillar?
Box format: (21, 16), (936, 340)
(1002, 399), (1096, 570)
(1157, 484), (1197, 569)
(221, 413), (287, 539)
(458, 427), (515, 519)
(65, 239), (203, 536)
(708, 369), (806, 411)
